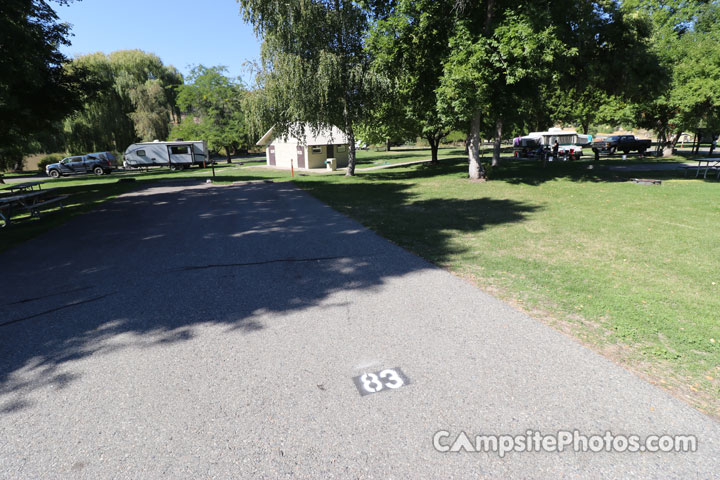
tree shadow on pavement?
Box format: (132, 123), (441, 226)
(0, 179), (537, 413)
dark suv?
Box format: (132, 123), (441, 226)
(46, 154), (113, 178)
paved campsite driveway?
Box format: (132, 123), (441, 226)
(0, 182), (718, 478)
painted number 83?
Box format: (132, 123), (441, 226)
(361, 369), (404, 393)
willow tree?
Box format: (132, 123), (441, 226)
(64, 50), (182, 153)
(238, 0), (376, 176)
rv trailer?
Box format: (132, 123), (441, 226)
(123, 141), (209, 170)
(513, 128), (592, 160)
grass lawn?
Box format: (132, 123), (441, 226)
(2, 152), (718, 415)
(353, 147), (465, 167)
(293, 158), (720, 416)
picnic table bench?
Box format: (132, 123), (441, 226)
(0, 188), (69, 227)
(681, 159), (720, 179)
(7, 181), (44, 192)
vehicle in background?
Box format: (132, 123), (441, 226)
(513, 128), (592, 160)
(592, 135), (651, 155)
(123, 140), (209, 170)
(86, 151), (117, 166)
(45, 154), (113, 178)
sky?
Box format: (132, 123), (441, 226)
(56, 0), (263, 84)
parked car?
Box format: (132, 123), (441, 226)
(592, 135), (651, 155)
(45, 154), (113, 178)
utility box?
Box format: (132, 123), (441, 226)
(325, 158), (337, 171)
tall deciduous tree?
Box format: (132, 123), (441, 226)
(365, 0), (455, 163)
(238, 0), (377, 176)
(626, 0), (720, 155)
(437, 5), (568, 179)
(171, 65), (251, 162)
(438, 0), (657, 179)
(64, 50), (182, 153)
(0, 0), (87, 170)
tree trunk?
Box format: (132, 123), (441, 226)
(427, 134), (440, 164)
(709, 133), (717, 156)
(464, 134), (471, 154)
(663, 132), (681, 157)
(468, 110), (486, 180)
(581, 120), (590, 135)
(386, 138), (391, 152)
(485, 0), (495, 32)
(655, 119), (667, 156)
(346, 124), (356, 177)
(492, 118), (502, 167)
(225, 146), (232, 163)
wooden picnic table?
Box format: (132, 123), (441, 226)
(7, 181), (44, 192)
(688, 158), (720, 179)
(0, 188), (68, 227)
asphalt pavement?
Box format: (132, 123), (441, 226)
(0, 181), (718, 479)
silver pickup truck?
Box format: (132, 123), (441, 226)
(46, 153), (114, 178)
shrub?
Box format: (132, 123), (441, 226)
(37, 153), (66, 173)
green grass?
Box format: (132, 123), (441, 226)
(353, 147), (466, 167)
(293, 158), (720, 415)
(1, 171), (41, 178)
(2, 152), (718, 414)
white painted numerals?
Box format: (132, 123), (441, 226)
(361, 373), (384, 393)
(353, 368), (409, 396)
(379, 369), (404, 389)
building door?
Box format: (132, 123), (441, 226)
(268, 146), (276, 166)
(327, 145), (334, 158)
(296, 146), (305, 169)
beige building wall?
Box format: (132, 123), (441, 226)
(267, 141), (350, 170)
(306, 145), (350, 168)
(307, 146), (327, 169)
(334, 145), (349, 167)
(267, 141), (299, 169)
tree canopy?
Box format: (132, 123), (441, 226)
(63, 50), (183, 154)
(627, 0), (720, 154)
(171, 65), (251, 161)
(238, 0), (379, 176)
(435, 0), (660, 178)
(0, 0), (87, 170)
(365, 0), (456, 162)
(5, 0), (720, 176)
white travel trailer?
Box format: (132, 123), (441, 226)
(513, 128), (592, 160)
(123, 140), (209, 169)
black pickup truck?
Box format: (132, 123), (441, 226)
(592, 135), (652, 155)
